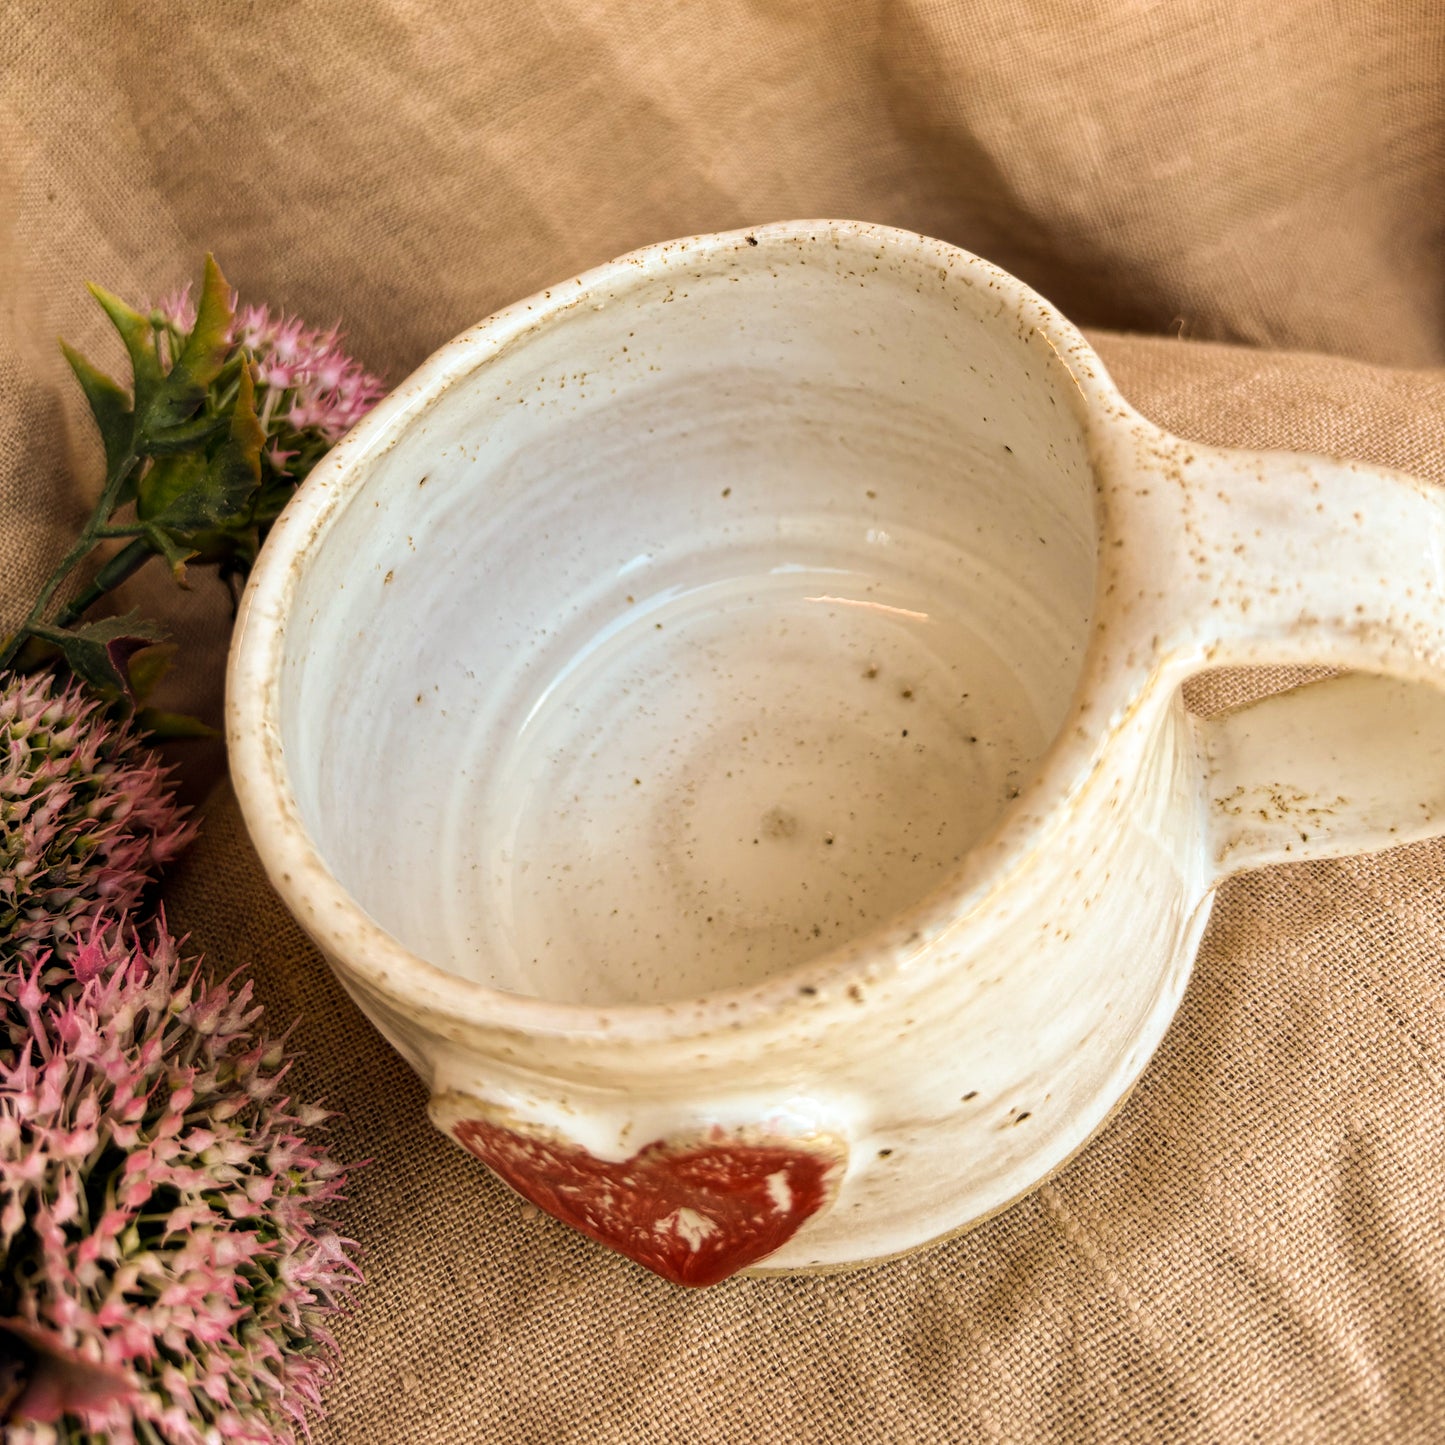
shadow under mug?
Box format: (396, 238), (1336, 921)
(228, 221), (1445, 1286)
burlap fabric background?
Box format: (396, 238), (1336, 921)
(4, 4), (1444, 1441)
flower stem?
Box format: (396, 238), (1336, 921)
(0, 449), (140, 669)
(53, 539), (155, 628)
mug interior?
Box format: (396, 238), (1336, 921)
(276, 230), (1099, 1004)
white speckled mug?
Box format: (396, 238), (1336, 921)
(228, 221), (1445, 1286)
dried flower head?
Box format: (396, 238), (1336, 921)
(0, 924), (360, 1443)
(0, 671), (194, 970)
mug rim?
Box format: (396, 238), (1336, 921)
(226, 218), (1148, 1042)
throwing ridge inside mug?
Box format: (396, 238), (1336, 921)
(227, 221), (1445, 1285)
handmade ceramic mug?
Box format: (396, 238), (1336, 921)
(228, 221), (1445, 1287)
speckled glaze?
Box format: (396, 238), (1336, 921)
(227, 221), (1445, 1283)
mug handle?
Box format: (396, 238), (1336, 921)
(1138, 442), (1445, 876)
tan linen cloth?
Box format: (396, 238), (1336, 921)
(4, 2), (1444, 1441)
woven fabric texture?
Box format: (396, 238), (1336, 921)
(4, 2), (1444, 1440)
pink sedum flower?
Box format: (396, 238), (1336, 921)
(0, 925), (360, 1443)
(0, 263), (372, 1442)
(157, 289), (385, 455)
(154, 287), (197, 337)
(0, 672), (194, 970)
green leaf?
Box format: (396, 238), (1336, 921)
(87, 282), (164, 420)
(135, 357), (262, 535)
(221, 357), (265, 488)
(125, 642), (177, 704)
(59, 341), (133, 472)
(62, 612), (164, 645)
(173, 255), (234, 392)
(137, 457), (254, 539)
(135, 706), (219, 740)
(253, 477), (299, 526)
(145, 412), (228, 454)
(33, 612), (166, 699)
(144, 254), (235, 435)
(141, 524), (198, 582)
(92, 257), (238, 443)
(135, 452), (209, 526)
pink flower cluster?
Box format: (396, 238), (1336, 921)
(0, 926), (359, 1443)
(1, 673), (193, 969)
(158, 287), (385, 453)
(0, 672), (360, 1441)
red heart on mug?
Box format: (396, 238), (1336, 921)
(436, 1099), (845, 1287)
